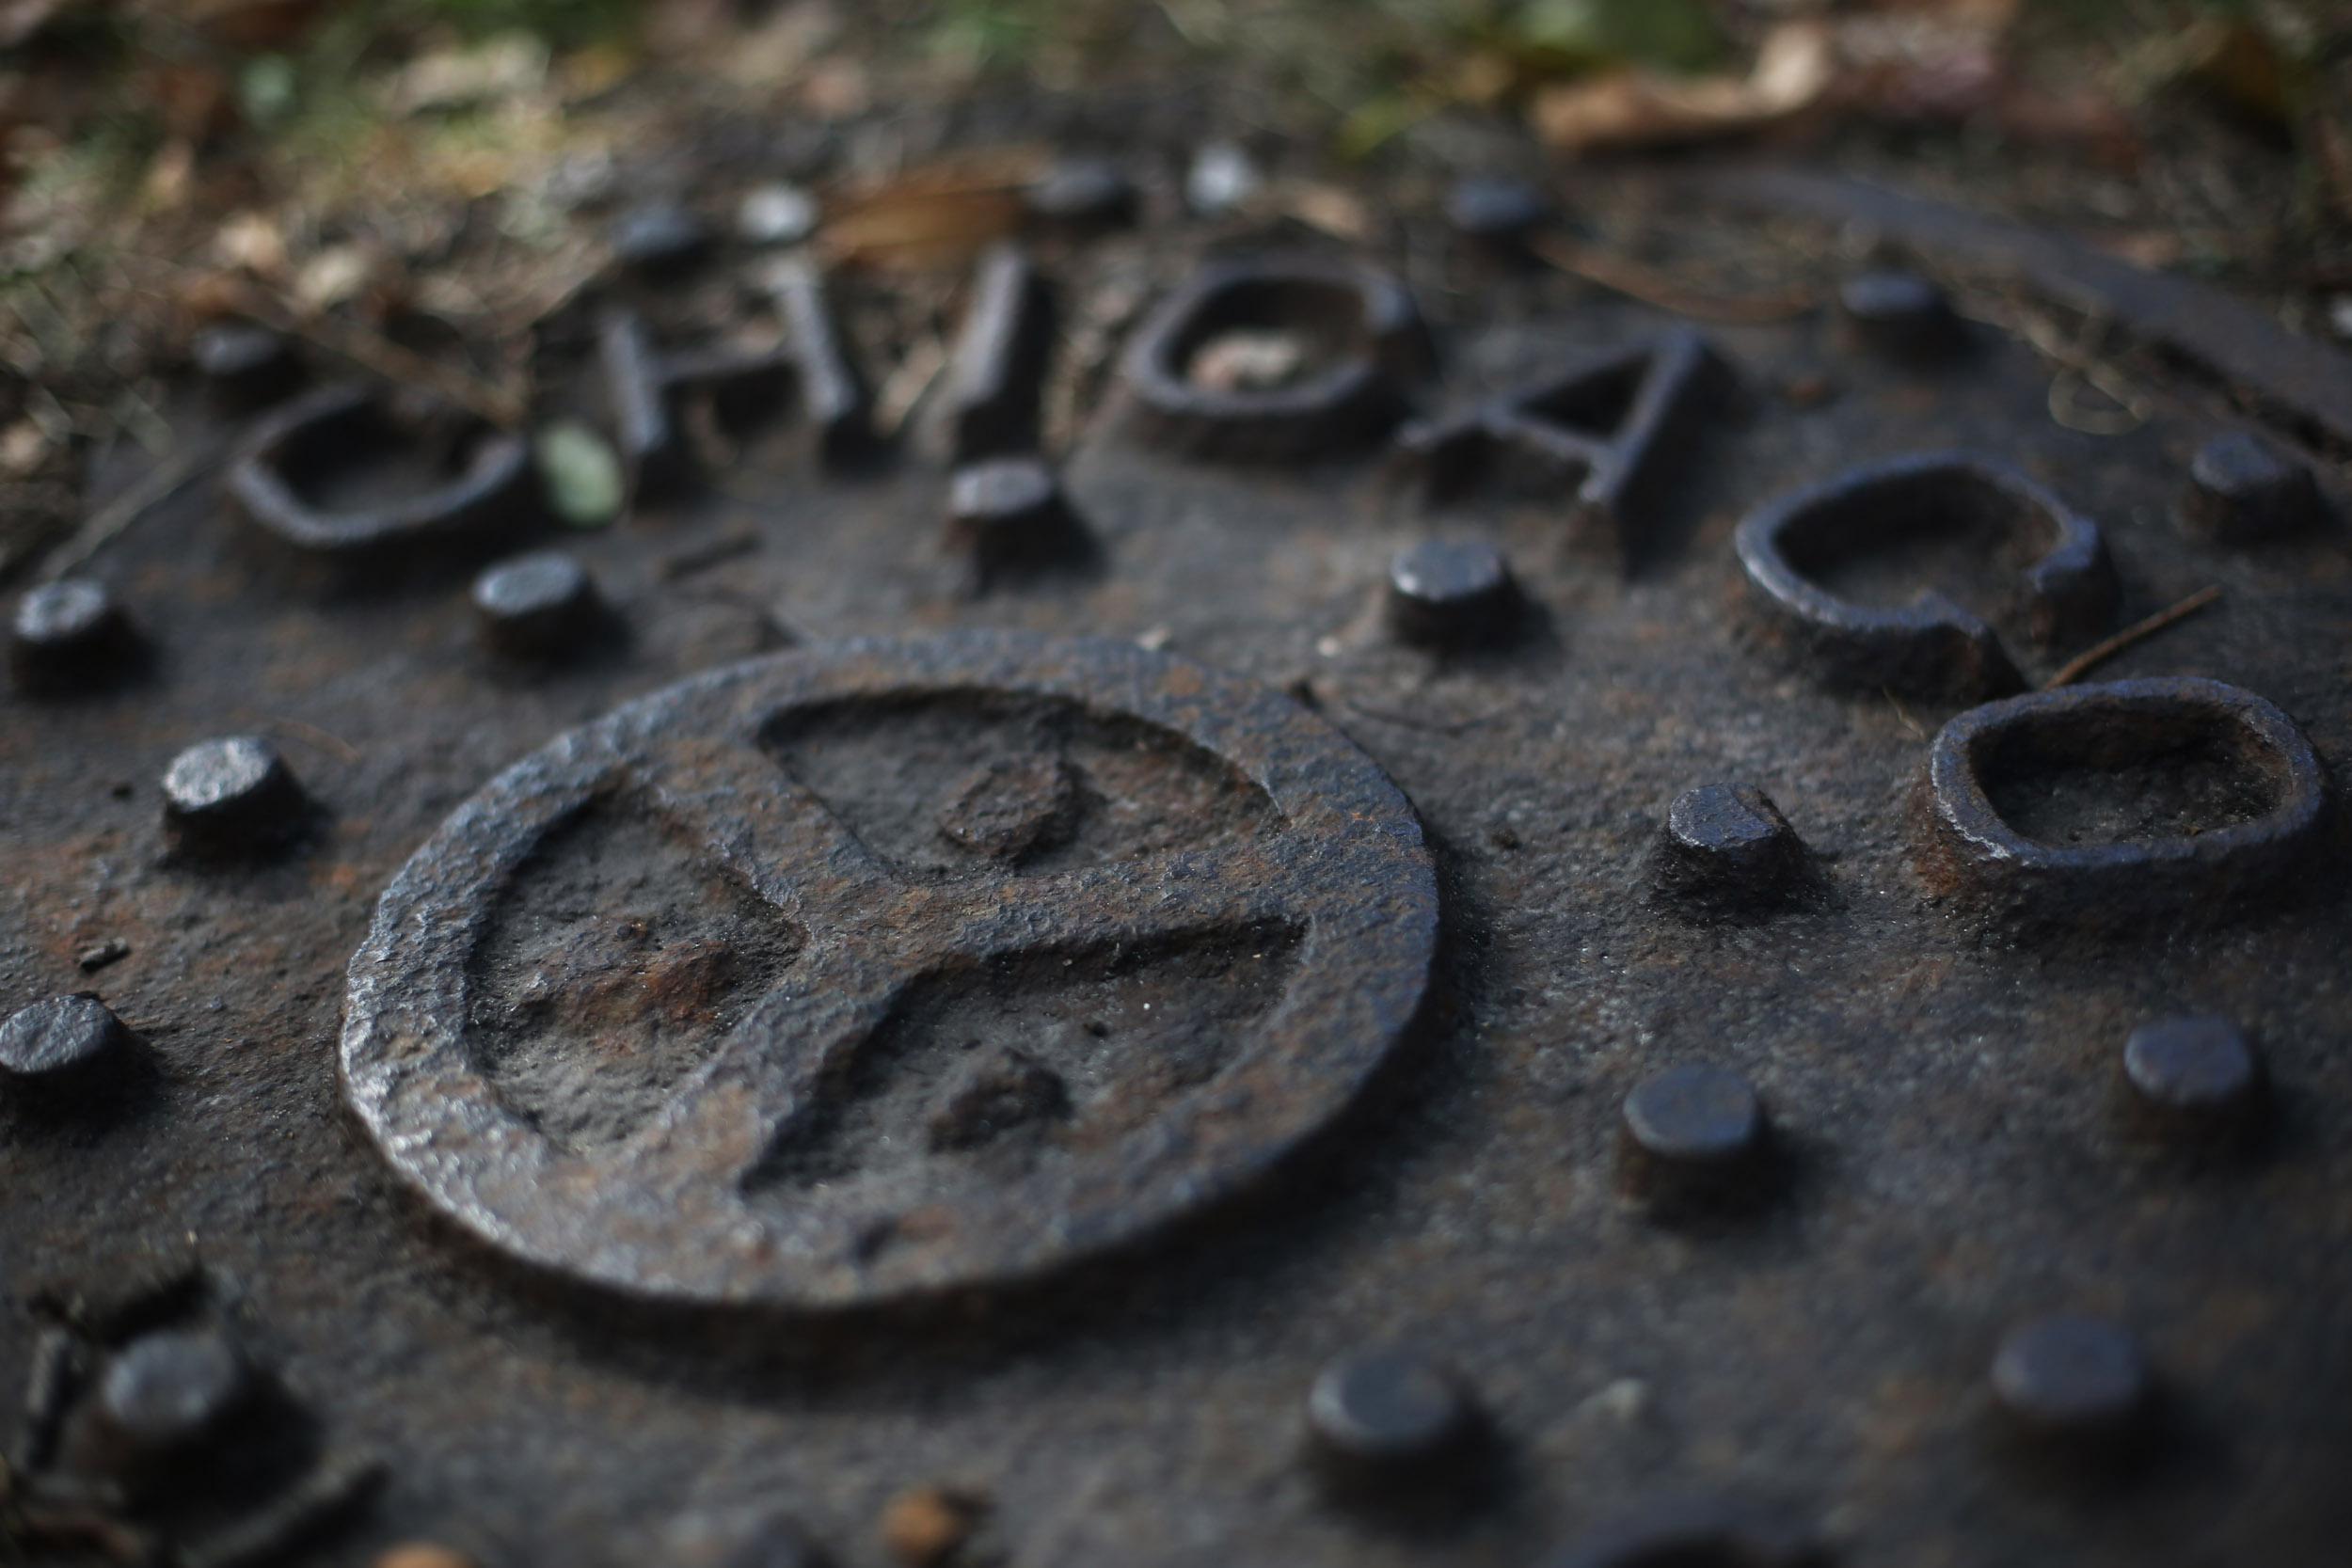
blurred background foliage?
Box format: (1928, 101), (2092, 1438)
(3, 0), (2347, 571)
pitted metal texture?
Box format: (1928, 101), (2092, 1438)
(7, 163), (2352, 1568)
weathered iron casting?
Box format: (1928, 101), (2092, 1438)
(7, 163), (2352, 1568)
(340, 631), (1438, 1308)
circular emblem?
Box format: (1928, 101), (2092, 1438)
(340, 631), (1438, 1308)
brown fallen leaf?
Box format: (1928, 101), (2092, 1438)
(1534, 21), (1835, 154)
(213, 210), (289, 278)
(820, 153), (1044, 272)
(1278, 179), (1372, 243)
(2181, 18), (2295, 136)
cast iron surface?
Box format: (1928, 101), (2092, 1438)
(341, 631), (1436, 1308)
(5, 170), (2352, 1568)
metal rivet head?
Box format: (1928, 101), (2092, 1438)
(736, 183), (819, 247)
(1445, 174), (1549, 243)
(1837, 270), (1963, 359)
(1185, 140), (1260, 216)
(1618, 1064), (1770, 1212)
(609, 203), (710, 277)
(97, 1328), (252, 1458)
(162, 736), (307, 858)
(946, 458), (1082, 580)
(0, 993), (129, 1083)
(1991, 1313), (2151, 1443)
(1307, 1348), (1479, 1494)
(2182, 432), (2322, 544)
(1654, 784), (1808, 912)
(1025, 157), (1137, 231)
(1387, 539), (1518, 649)
(472, 550), (600, 659)
(11, 578), (135, 692)
(2122, 1015), (2262, 1137)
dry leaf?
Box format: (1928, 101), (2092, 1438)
(1279, 180), (1371, 242)
(214, 210), (288, 277)
(0, 416), (49, 475)
(1534, 21), (1835, 153)
(386, 33), (548, 116)
(294, 243), (376, 313)
(715, 0), (842, 87)
(821, 154), (1043, 271)
(141, 138), (196, 212)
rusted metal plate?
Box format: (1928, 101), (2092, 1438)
(341, 631), (1436, 1309)
(5, 167), (2352, 1568)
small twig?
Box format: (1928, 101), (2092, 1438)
(1882, 688), (1927, 740)
(1341, 696), (1507, 736)
(261, 717), (361, 765)
(1529, 232), (1815, 325)
(1980, 297), (2153, 435)
(228, 279), (527, 429)
(40, 443), (215, 583)
(873, 335), (948, 442)
(2043, 585), (2222, 689)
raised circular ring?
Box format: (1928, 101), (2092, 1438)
(341, 631), (1438, 1309)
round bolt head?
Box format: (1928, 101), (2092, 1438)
(473, 550), (601, 659)
(737, 183), (818, 247)
(1025, 157), (1137, 230)
(2122, 1015), (2262, 1137)
(1387, 539), (1518, 649)
(1445, 174), (1549, 242)
(1991, 1313), (2151, 1442)
(1624, 1063), (1762, 1166)
(1307, 1348), (1478, 1492)
(0, 993), (129, 1082)
(946, 458), (1080, 578)
(11, 578), (135, 693)
(162, 736), (307, 858)
(1185, 140), (1260, 216)
(98, 1329), (252, 1457)
(2182, 432), (2322, 544)
(1838, 270), (1963, 360)
(609, 202), (710, 277)
(1654, 783), (1808, 912)
(1618, 1063), (1770, 1213)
